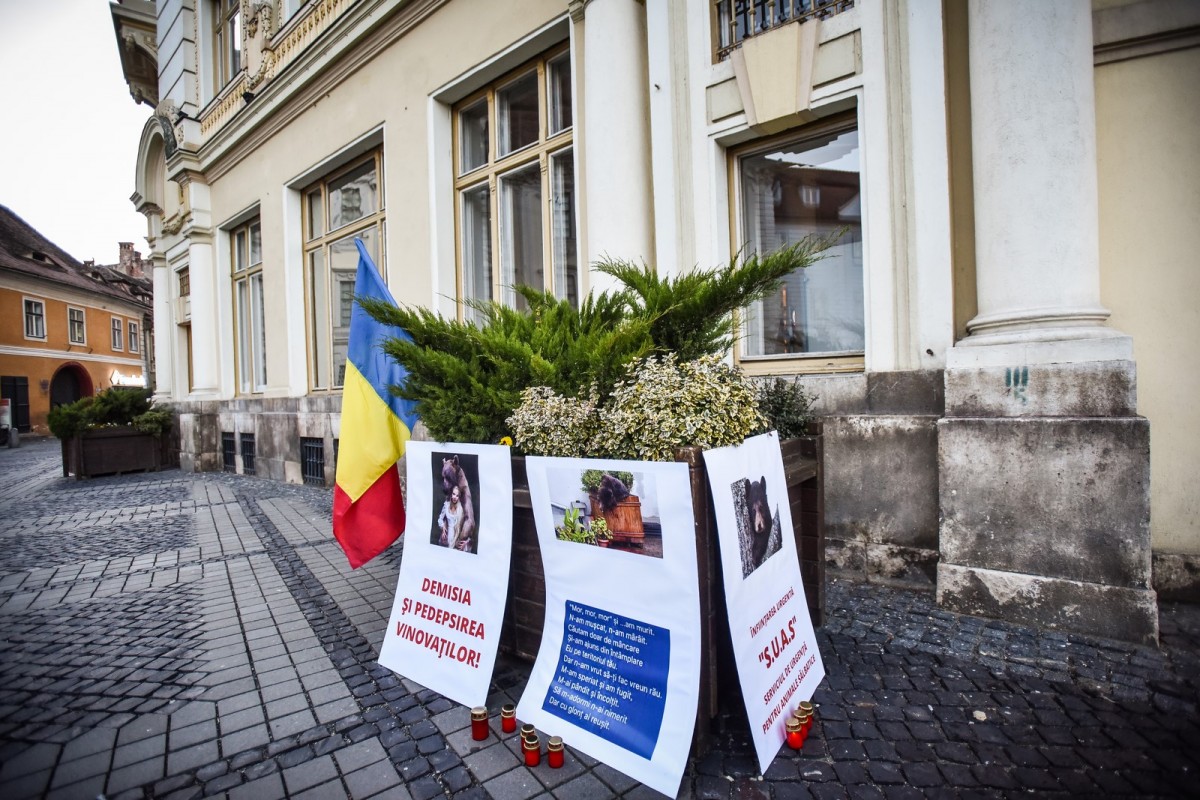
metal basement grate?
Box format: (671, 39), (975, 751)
(300, 437), (325, 485)
(221, 432), (236, 473)
(240, 433), (256, 476)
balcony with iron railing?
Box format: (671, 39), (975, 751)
(714, 0), (854, 62)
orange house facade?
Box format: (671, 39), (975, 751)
(0, 206), (152, 435)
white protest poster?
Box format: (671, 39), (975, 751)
(702, 431), (825, 774)
(377, 441), (513, 708)
(516, 458), (700, 798)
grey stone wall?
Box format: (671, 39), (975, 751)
(800, 370), (944, 589)
(170, 396), (342, 485)
(937, 359), (1157, 644)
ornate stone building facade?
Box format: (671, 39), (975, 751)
(111, 0), (1200, 642)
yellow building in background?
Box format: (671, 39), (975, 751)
(0, 205), (152, 434)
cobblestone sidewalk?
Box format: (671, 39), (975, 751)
(0, 437), (1197, 799)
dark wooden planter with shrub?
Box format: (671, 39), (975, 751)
(501, 425), (824, 748)
(61, 427), (174, 480)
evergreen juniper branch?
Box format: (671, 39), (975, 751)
(594, 234), (839, 359)
(357, 235), (836, 442)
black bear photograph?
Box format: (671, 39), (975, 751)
(594, 471), (631, 512)
(731, 474), (780, 578)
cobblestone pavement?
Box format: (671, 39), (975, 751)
(0, 436), (1198, 799)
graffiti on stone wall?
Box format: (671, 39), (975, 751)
(1005, 366), (1029, 404)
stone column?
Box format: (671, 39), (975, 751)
(938, 0), (1156, 643)
(184, 234), (219, 397)
(151, 256), (175, 402)
(580, 0), (654, 291)
(953, 0), (1127, 363)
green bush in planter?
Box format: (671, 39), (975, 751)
(510, 355), (777, 460)
(360, 238), (836, 445)
(47, 396), (96, 440)
(48, 388), (174, 439)
(132, 407), (177, 437)
(756, 377), (816, 440)
(505, 386), (600, 459)
(590, 354), (768, 462)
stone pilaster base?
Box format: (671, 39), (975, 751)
(938, 413), (1156, 644)
(938, 562), (1159, 645)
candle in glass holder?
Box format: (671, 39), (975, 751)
(547, 736), (564, 768)
(470, 707), (489, 741)
(501, 704), (517, 733)
(523, 734), (541, 767)
(785, 717), (804, 749)
(794, 709), (812, 745)
(798, 701), (815, 733)
(520, 723), (535, 740)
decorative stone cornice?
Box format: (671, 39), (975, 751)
(122, 28), (157, 60)
(111, 0), (159, 107)
(244, 0), (279, 90)
(154, 100), (184, 158)
(161, 212), (192, 237)
(1093, 0), (1200, 65)
(200, 0), (449, 181)
(201, 0), (355, 138)
(200, 76), (250, 137)
(244, 0), (275, 38)
(139, 202), (165, 219)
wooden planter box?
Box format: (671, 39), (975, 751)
(61, 427), (170, 480)
(588, 495), (645, 546)
(503, 427), (824, 749)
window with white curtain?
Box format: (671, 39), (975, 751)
(735, 123), (864, 361)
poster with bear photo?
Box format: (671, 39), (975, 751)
(377, 441), (512, 708)
(702, 431), (825, 774)
(516, 456), (700, 798)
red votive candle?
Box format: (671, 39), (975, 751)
(798, 701), (815, 733)
(470, 707), (489, 741)
(794, 708), (813, 744)
(547, 736), (564, 768)
(523, 734), (541, 767)
(785, 717), (804, 750)
(520, 723), (535, 740)
(501, 703), (517, 733)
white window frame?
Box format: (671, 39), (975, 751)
(68, 306), (86, 345)
(111, 317), (124, 351)
(730, 114), (867, 374)
(212, 0), (241, 92)
(301, 149), (386, 392)
(127, 319), (140, 354)
(429, 17), (572, 321)
(230, 217), (267, 394)
(23, 297), (46, 341)
(280, 0), (306, 24)
(450, 44), (577, 321)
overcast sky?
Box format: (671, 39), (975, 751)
(0, 0), (152, 265)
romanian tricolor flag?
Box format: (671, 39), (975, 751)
(332, 239), (418, 568)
